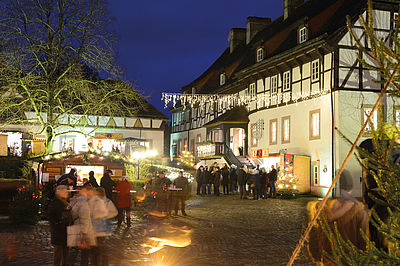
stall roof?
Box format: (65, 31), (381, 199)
(203, 106), (249, 128)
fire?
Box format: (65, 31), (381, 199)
(141, 223), (192, 255)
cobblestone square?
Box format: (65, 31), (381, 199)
(0, 194), (315, 265)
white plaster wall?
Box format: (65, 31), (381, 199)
(248, 94), (333, 191)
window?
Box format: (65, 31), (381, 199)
(269, 119), (278, 145)
(184, 138), (188, 151)
(311, 59), (319, 81)
(362, 105), (379, 132)
(177, 139), (182, 155)
(283, 71), (290, 92)
(312, 162), (320, 185)
(220, 73), (226, 86)
(395, 107), (400, 128)
(309, 109), (320, 140)
(196, 134), (201, 143)
(299, 27), (307, 44)
(281, 116), (290, 143)
(394, 12), (398, 29)
(256, 48), (264, 62)
(249, 83), (256, 99)
(250, 123), (258, 147)
(190, 139), (195, 154)
(271, 75), (278, 94)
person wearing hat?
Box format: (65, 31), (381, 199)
(230, 164), (238, 194)
(100, 170), (116, 201)
(237, 165), (248, 199)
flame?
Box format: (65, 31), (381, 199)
(141, 223), (192, 255)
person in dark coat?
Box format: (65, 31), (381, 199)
(100, 170), (116, 201)
(255, 169), (261, 200)
(260, 168), (268, 199)
(269, 165), (277, 198)
(248, 169), (257, 199)
(237, 166), (248, 199)
(205, 166), (212, 195)
(57, 168), (77, 187)
(195, 167), (203, 195)
(230, 164), (238, 193)
(173, 171), (189, 215)
(221, 163), (230, 195)
(198, 166), (206, 196)
(212, 166), (221, 196)
(153, 170), (172, 214)
(88, 171), (99, 188)
(48, 185), (71, 266)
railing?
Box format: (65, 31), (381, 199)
(196, 142), (242, 167)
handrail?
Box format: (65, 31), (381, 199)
(222, 143), (242, 168)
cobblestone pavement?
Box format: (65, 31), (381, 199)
(0, 194), (316, 265)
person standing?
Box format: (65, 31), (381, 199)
(195, 166), (203, 195)
(198, 166), (207, 196)
(57, 168), (77, 187)
(221, 163), (230, 195)
(230, 164), (238, 194)
(100, 170), (115, 201)
(115, 176), (133, 227)
(88, 171), (99, 188)
(260, 168), (268, 199)
(153, 170), (172, 214)
(248, 169), (257, 200)
(205, 166), (212, 195)
(269, 165), (277, 198)
(68, 186), (97, 266)
(173, 171), (189, 216)
(237, 165), (248, 199)
(212, 166), (221, 196)
(48, 185), (71, 266)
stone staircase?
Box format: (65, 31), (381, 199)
(237, 156), (255, 168)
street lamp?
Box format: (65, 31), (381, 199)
(131, 150), (158, 180)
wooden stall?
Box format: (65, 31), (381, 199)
(40, 152), (126, 185)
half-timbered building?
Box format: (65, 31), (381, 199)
(170, 0), (400, 197)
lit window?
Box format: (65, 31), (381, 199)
(395, 108), (400, 128)
(270, 119), (278, 145)
(299, 27), (307, 44)
(220, 73), (226, 86)
(249, 83), (256, 99)
(309, 109), (320, 140)
(282, 116), (290, 143)
(311, 60), (319, 81)
(271, 75), (278, 94)
(257, 48), (264, 62)
(313, 164), (319, 185)
(363, 106), (378, 131)
(283, 71), (290, 92)
(251, 124), (258, 147)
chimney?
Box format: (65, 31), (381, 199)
(284, 0), (304, 20)
(246, 17), (272, 44)
(229, 28), (246, 53)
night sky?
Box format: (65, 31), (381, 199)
(107, 0), (283, 117)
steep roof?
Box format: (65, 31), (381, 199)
(203, 106), (249, 127)
(181, 0), (377, 95)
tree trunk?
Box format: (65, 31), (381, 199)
(45, 126), (54, 154)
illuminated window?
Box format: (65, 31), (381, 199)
(184, 138), (188, 151)
(249, 83), (256, 99)
(299, 27), (307, 44)
(269, 119), (278, 145)
(362, 105), (379, 132)
(309, 109), (320, 140)
(283, 71), (290, 92)
(257, 48), (264, 62)
(271, 75), (278, 94)
(220, 73), (226, 86)
(177, 139), (182, 154)
(282, 116), (290, 143)
(251, 123), (258, 147)
(311, 59), (319, 81)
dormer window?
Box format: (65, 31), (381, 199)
(220, 73), (226, 86)
(256, 48), (264, 62)
(299, 27), (307, 44)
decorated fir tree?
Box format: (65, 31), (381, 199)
(311, 1), (400, 264)
(277, 155), (299, 198)
(177, 150), (195, 169)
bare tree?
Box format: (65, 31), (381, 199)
(0, 0), (143, 153)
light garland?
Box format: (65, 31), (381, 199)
(161, 88), (330, 111)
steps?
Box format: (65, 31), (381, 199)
(237, 156), (255, 168)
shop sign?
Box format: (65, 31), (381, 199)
(250, 148), (269, 158)
(94, 133), (123, 140)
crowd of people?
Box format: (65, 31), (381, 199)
(48, 169), (133, 266)
(195, 162), (278, 200)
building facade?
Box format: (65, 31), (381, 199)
(170, 0), (400, 197)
